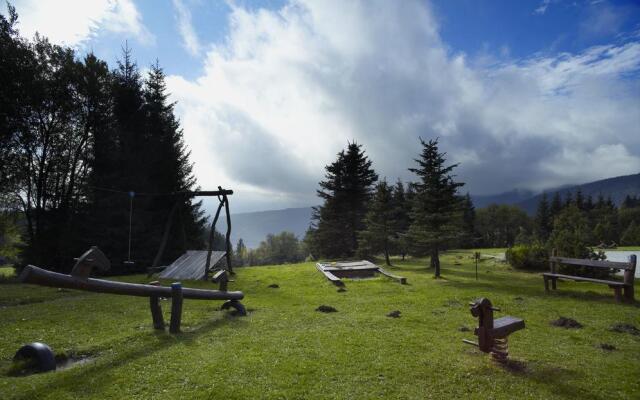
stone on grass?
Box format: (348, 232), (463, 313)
(316, 305), (337, 313)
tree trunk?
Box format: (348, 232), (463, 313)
(384, 240), (391, 266)
(431, 247), (440, 278)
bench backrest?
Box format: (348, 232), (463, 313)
(549, 252), (636, 286)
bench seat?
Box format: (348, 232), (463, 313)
(492, 316), (525, 338)
(542, 273), (627, 286)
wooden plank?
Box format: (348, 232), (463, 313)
(316, 263), (344, 285)
(542, 273), (626, 286)
(549, 257), (632, 270)
(377, 267), (407, 284)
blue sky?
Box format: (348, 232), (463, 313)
(4, 0), (640, 212)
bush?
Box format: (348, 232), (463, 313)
(506, 243), (548, 271)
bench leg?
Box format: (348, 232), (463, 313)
(551, 278), (557, 290)
(544, 276), (549, 292)
(623, 286), (634, 302)
(610, 286), (622, 302)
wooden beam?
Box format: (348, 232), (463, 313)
(19, 265), (244, 301)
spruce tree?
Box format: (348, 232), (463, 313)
(550, 191), (563, 220)
(312, 142), (378, 258)
(407, 138), (464, 277)
(358, 180), (394, 265)
(460, 193), (476, 248)
(534, 192), (551, 241)
(391, 179), (410, 260)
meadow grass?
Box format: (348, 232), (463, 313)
(0, 251), (638, 399)
(0, 266), (15, 278)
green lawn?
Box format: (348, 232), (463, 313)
(1, 252), (639, 399)
(0, 266), (15, 278)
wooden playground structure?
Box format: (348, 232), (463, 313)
(316, 260), (406, 286)
(19, 247), (246, 333)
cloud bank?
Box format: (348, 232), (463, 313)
(166, 0), (640, 212)
(8, 0), (153, 46)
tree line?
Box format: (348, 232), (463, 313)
(0, 7), (206, 272)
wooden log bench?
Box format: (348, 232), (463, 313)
(543, 251), (636, 302)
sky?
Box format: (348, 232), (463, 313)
(4, 0), (640, 213)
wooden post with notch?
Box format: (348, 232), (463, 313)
(623, 255), (636, 302)
(170, 282), (183, 334)
(148, 281), (164, 330)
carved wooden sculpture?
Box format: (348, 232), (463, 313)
(463, 298), (525, 363)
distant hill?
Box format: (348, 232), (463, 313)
(222, 207), (313, 249)
(516, 173), (640, 214)
(471, 189), (536, 209)
(223, 173), (640, 248)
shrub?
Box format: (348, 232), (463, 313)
(506, 243), (548, 271)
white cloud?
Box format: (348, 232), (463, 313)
(534, 0), (551, 15)
(172, 0), (201, 56)
(165, 0), (640, 212)
(8, 0), (153, 46)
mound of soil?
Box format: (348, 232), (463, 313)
(316, 305), (337, 313)
(599, 343), (616, 351)
(458, 326), (471, 332)
(267, 284), (279, 288)
(337, 287), (347, 293)
(386, 310), (401, 318)
(610, 323), (640, 336)
(551, 317), (583, 329)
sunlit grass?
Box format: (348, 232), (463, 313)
(0, 251), (638, 399)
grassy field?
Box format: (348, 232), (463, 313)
(0, 266), (15, 278)
(1, 251), (639, 399)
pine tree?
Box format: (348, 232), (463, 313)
(311, 142), (378, 258)
(235, 238), (247, 267)
(407, 138), (464, 277)
(621, 221), (640, 246)
(550, 191), (563, 220)
(534, 192), (551, 241)
(358, 180), (394, 265)
(391, 179), (410, 259)
(460, 193), (476, 248)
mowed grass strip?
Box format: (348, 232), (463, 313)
(0, 251), (638, 399)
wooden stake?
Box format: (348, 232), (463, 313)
(170, 282), (183, 334)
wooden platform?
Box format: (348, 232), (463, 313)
(316, 260), (406, 286)
(158, 250), (226, 280)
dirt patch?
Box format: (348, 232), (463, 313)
(386, 310), (401, 318)
(458, 326), (471, 332)
(337, 287), (347, 293)
(316, 305), (337, 313)
(514, 296), (524, 301)
(598, 343), (616, 351)
(610, 323), (640, 336)
(267, 284), (279, 288)
(500, 359), (527, 373)
(551, 317), (583, 329)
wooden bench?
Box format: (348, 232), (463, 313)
(543, 251), (636, 302)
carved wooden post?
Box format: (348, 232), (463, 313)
(170, 282), (183, 334)
(148, 281), (164, 330)
(624, 255), (636, 302)
(204, 201), (224, 281)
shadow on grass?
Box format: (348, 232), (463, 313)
(9, 312), (247, 400)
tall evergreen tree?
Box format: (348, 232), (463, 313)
(311, 142), (378, 258)
(358, 180), (395, 265)
(534, 192), (552, 241)
(460, 193), (476, 248)
(407, 138), (464, 277)
(550, 191), (563, 220)
(391, 179), (410, 259)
